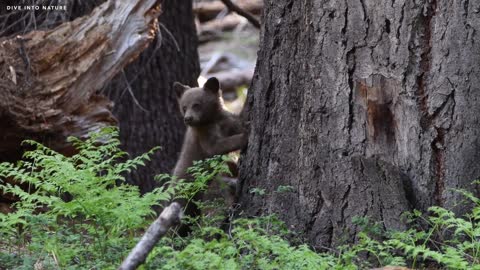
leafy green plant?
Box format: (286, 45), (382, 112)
(2, 128), (480, 270)
(144, 183), (480, 270)
(0, 127), (176, 269)
(155, 155), (234, 231)
(341, 186), (480, 270)
(171, 155), (231, 206)
(381, 188), (480, 269)
(146, 215), (346, 270)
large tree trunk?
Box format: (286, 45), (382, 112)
(105, 0), (200, 192)
(239, 0), (480, 249)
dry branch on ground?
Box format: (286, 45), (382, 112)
(119, 202), (182, 270)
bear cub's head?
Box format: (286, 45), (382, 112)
(173, 77), (222, 127)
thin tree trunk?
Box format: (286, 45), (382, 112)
(105, 0), (200, 192)
(0, 0), (200, 193)
(239, 0), (480, 249)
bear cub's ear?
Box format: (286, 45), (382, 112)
(203, 77), (220, 94)
(173, 82), (189, 98)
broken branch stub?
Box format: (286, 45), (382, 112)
(0, 0), (161, 157)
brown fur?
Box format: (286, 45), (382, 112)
(172, 77), (247, 232)
(173, 77), (247, 181)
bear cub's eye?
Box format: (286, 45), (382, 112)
(182, 106), (187, 112)
(192, 103), (200, 110)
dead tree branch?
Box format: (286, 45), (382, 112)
(219, 0), (260, 28)
(119, 203), (182, 270)
(0, 0), (161, 157)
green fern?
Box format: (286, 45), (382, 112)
(2, 128), (480, 269)
(0, 127), (176, 269)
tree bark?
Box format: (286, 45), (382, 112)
(105, 0), (200, 192)
(0, 0), (161, 161)
(239, 0), (480, 249)
(0, 0), (200, 193)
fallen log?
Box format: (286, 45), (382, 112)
(0, 0), (161, 160)
(197, 13), (250, 43)
(119, 202), (182, 270)
(200, 52), (252, 75)
(193, 0), (262, 22)
(219, 0), (260, 28)
(208, 68), (254, 93)
(198, 52), (254, 93)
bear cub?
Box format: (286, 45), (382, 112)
(172, 77), (247, 181)
(172, 77), (248, 223)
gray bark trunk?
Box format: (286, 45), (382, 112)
(0, 0), (199, 193)
(239, 0), (480, 248)
(105, 0), (200, 192)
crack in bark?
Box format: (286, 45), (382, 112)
(359, 0), (370, 39)
(416, 0), (437, 128)
(431, 81), (455, 206)
(341, 0), (348, 40)
(429, 89), (455, 122)
(325, 220), (334, 249)
(414, 0), (447, 206)
(342, 0), (356, 142)
(396, 2), (405, 41)
(358, 158), (373, 234)
(306, 189), (324, 232)
(285, 8), (300, 90)
(432, 127), (446, 206)
(377, 162), (389, 228)
(463, 0), (469, 15)
(346, 47), (356, 134)
(340, 184), (351, 219)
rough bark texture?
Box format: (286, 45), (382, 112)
(239, 0), (480, 249)
(0, 0), (161, 161)
(0, 0), (200, 193)
(105, 0), (200, 192)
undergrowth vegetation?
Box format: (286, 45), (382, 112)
(0, 128), (479, 269)
(0, 128), (177, 269)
